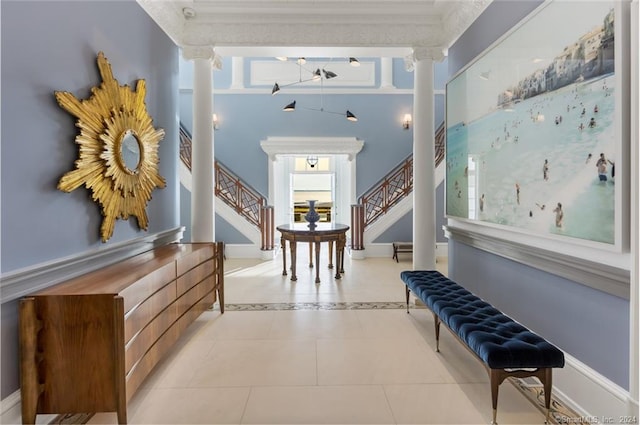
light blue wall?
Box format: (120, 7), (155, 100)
(447, 0), (629, 389)
(0, 0), (179, 397)
(179, 56), (447, 243)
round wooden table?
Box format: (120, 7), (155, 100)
(276, 223), (349, 283)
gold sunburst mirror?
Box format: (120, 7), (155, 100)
(55, 52), (165, 242)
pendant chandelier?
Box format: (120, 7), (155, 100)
(271, 57), (358, 122)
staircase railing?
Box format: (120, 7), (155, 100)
(353, 122), (446, 245)
(214, 161), (265, 228)
(179, 124), (274, 250)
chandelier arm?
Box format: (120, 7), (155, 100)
(300, 106), (344, 116)
(279, 77), (318, 89)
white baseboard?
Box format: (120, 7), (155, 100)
(350, 242), (449, 260)
(555, 352), (633, 419)
(224, 244), (267, 258)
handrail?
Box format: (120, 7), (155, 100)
(179, 125), (272, 248)
(357, 122), (445, 228)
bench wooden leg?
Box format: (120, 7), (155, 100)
(489, 369), (509, 425)
(432, 312), (441, 352)
(405, 286), (410, 313)
(541, 368), (553, 424)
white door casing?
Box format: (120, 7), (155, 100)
(260, 137), (364, 229)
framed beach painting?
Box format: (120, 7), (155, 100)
(445, 0), (628, 250)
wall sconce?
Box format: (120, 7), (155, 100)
(212, 113), (219, 130)
(403, 114), (412, 130)
(306, 156), (319, 168)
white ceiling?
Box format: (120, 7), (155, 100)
(137, 0), (493, 58)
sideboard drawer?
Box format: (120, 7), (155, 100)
(175, 275), (215, 319)
(125, 303), (178, 373)
(124, 281), (177, 343)
(177, 259), (214, 297)
(176, 244), (214, 276)
(121, 262), (176, 313)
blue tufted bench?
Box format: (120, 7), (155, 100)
(401, 270), (565, 424)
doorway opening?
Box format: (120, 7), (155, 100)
(260, 136), (364, 228)
(292, 157), (335, 223)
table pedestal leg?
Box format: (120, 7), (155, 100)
(281, 237), (287, 276)
(314, 241), (321, 283)
(328, 241), (334, 269)
(289, 241), (297, 281)
(336, 236), (346, 278)
(335, 239), (342, 279)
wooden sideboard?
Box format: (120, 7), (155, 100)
(19, 242), (224, 424)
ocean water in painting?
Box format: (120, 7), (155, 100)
(446, 74), (615, 244)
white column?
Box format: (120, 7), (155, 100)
(230, 57), (244, 89)
(380, 57), (394, 89)
(183, 46), (216, 242)
(412, 47), (445, 270)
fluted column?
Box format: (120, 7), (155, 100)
(412, 47), (445, 270)
(183, 46), (217, 242)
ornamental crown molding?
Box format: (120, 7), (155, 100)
(137, 0), (492, 55)
(442, 0), (493, 47)
(182, 22), (447, 49)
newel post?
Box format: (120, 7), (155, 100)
(350, 204), (365, 255)
(260, 205), (275, 253)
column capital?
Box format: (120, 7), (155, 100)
(409, 46), (448, 64)
(182, 45), (215, 61)
(182, 46), (224, 70)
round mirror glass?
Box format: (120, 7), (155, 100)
(119, 130), (141, 173)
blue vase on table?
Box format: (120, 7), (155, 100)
(304, 200), (320, 228)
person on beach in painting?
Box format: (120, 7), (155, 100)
(553, 203), (564, 228)
(588, 117), (596, 128)
(480, 194), (485, 212)
(536, 203), (546, 211)
(543, 159), (549, 181)
(515, 183), (521, 205)
(585, 153), (592, 163)
(596, 153), (608, 182)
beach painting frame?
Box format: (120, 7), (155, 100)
(445, 0), (628, 250)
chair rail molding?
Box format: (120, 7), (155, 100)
(444, 219), (630, 299)
(0, 227), (184, 304)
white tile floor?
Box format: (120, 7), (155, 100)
(89, 246), (547, 424)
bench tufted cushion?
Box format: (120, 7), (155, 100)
(401, 270), (565, 370)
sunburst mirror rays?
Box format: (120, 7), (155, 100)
(55, 52), (165, 242)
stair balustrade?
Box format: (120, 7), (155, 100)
(179, 124), (273, 250)
(350, 122), (446, 249)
